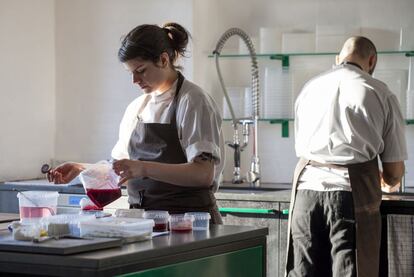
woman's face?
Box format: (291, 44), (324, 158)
(124, 55), (170, 93)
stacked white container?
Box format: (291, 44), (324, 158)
(263, 67), (293, 119)
(259, 27), (282, 54)
(315, 25), (360, 52)
(222, 87), (252, 119)
(407, 57), (414, 119)
(282, 32), (315, 53)
(374, 69), (408, 118)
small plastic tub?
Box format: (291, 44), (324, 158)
(143, 210), (170, 232)
(184, 212), (211, 231)
(170, 214), (194, 233)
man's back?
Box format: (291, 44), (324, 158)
(295, 63), (406, 164)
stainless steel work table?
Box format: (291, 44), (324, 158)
(0, 224), (268, 277)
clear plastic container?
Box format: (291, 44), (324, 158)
(40, 214), (95, 237)
(115, 209), (144, 218)
(143, 210), (170, 232)
(170, 214), (194, 233)
(17, 191), (59, 223)
(79, 217), (154, 238)
(184, 212), (211, 231)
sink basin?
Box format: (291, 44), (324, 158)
(220, 182), (291, 191)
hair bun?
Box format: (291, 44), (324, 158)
(162, 22), (190, 56)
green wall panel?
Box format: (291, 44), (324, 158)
(118, 246), (263, 277)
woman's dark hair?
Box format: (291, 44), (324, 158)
(118, 22), (190, 70)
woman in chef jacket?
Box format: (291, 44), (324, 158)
(48, 22), (224, 224)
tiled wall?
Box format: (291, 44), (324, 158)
(193, 0), (414, 185)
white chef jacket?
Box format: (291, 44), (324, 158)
(295, 63), (407, 191)
(111, 78), (225, 192)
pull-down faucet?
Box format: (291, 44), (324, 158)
(213, 28), (261, 187)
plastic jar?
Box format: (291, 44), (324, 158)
(184, 212), (211, 231)
(170, 214), (194, 233)
(143, 210), (170, 232)
(17, 191), (59, 223)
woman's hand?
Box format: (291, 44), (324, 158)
(47, 162), (85, 184)
(112, 159), (146, 185)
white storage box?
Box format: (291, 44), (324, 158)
(80, 217), (154, 239)
(282, 32), (315, 53)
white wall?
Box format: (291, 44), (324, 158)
(54, 0), (193, 163)
(1, 0), (413, 186)
(0, 0), (55, 181)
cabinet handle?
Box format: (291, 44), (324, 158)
(219, 207), (278, 215)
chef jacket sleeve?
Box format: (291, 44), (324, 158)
(176, 90), (223, 164)
(380, 94), (408, 162)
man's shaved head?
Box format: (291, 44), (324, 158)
(339, 36), (377, 60)
(337, 36), (378, 75)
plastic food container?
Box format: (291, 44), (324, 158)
(79, 217), (154, 238)
(143, 210), (170, 232)
(184, 212), (211, 231)
(115, 209), (144, 218)
(170, 214), (194, 233)
(40, 214), (95, 237)
(17, 191), (59, 223)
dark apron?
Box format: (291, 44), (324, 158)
(127, 72), (222, 224)
(286, 157), (381, 277)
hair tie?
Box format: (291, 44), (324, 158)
(163, 27), (173, 40)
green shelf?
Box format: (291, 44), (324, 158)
(223, 118), (414, 137)
(219, 207), (277, 215)
(209, 50), (414, 68)
(223, 118), (292, 137)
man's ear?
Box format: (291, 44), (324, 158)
(368, 55), (377, 74)
(335, 55), (340, 65)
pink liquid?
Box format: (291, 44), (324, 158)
(19, 206), (56, 219)
(86, 188), (121, 208)
(171, 226), (193, 233)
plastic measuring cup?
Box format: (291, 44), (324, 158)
(17, 191), (59, 223)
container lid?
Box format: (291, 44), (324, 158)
(184, 212), (211, 220)
(81, 217), (154, 229)
(143, 210), (170, 219)
(79, 217), (154, 238)
(40, 214), (95, 224)
(17, 191), (59, 200)
(170, 214), (195, 223)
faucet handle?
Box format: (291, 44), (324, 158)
(246, 171), (260, 184)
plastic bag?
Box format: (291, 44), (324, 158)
(79, 161), (121, 208)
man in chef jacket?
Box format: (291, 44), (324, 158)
(285, 36), (407, 277)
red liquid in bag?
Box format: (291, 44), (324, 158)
(86, 188), (121, 208)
